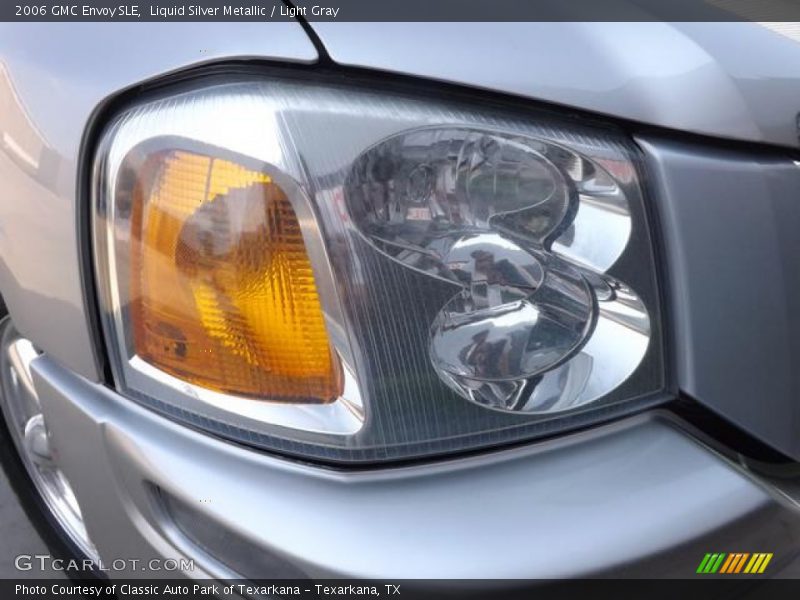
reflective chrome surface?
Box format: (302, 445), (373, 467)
(0, 318), (98, 559)
(428, 254), (595, 392)
(526, 280), (650, 413)
(92, 77), (664, 462)
(344, 126), (649, 413)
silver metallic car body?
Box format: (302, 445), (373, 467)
(307, 22), (800, 149)
(2, 21), (800, 577)
(32, 356), (800, 577)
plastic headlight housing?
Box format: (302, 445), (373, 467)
(93, 74), (665, 463)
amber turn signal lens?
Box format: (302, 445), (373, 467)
(129, 149), (342, 402)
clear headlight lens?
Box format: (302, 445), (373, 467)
(93, 74), (665, 463)
(344, 127), (649, 414)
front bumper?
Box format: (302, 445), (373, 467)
(31, 355), (800, 579)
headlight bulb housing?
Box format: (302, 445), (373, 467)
(93, 73), (666, 463)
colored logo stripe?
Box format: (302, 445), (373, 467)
(744, 553), (774, 574)
(735, 553), (750, 573)
(720, 553), (749, 573)
(719, 554), (736, 573)
(719, 553), (736, 573)
(697, 553), (773, 574)
(697, 553), (726, 573)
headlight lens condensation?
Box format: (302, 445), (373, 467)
(93, 75), (666, 463)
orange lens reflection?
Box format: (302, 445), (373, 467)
(129, 149), (341, 402)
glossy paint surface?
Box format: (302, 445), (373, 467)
(307, 22), (800, 149)
(34, 355), (800, 578)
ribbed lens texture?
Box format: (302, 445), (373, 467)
(97, 78), (666, 463)
(130, 150), (341, 402)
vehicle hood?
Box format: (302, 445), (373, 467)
(306, 22), (800, 150)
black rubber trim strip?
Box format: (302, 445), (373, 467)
(281, 0), (334, 64)
(666, 393), (794, 466)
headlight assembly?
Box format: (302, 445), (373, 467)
(93, 73), (665, 463)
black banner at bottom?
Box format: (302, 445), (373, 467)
(5, 579), (800, 600)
